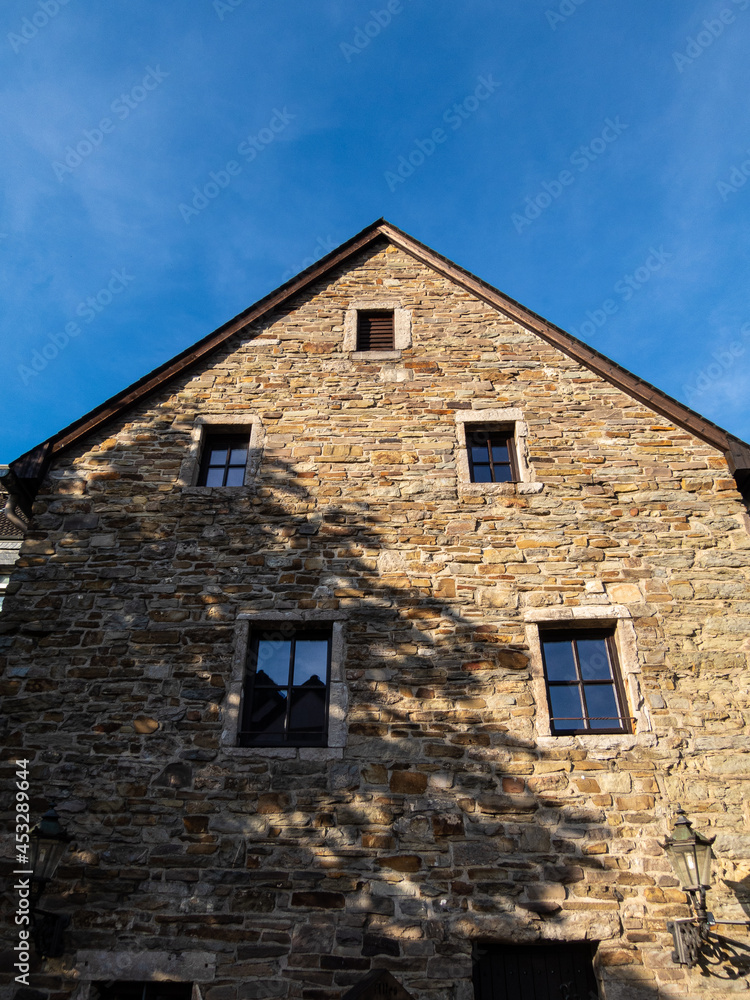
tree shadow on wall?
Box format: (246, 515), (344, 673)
(1, 446), (744, 1000)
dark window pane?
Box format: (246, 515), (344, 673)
(491, 444), (509, 463)
(293, 640), (328, 685)
(492, 464), (513, 483)
(549, 686), (584, 730)
(249, 687), (287, 731)
(289, 686), (326, 732)
(577, 639), (611, 680)
(543, 640), (577, 681)
(197, 433), (250, 487)
(205, 468), (225, 487)
(242, 630), (331, 747)
(255, 639), (291, 685)
(584, 684), (621, 727)
(94, 984), (192, 1000)
(471, 445), (488, 463)
(472, 465), (493, 483)
(225, 466), (245, 487)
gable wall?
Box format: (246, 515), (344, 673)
(2, 244), (750, 1000)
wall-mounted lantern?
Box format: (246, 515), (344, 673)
(30, 806), (73, 958)
(662, 806), (716, 966)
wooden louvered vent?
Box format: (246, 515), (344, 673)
(356, 310), (395, 350)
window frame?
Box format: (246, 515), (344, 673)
(196, 432), (251, 487)
(466, 425), (518, 484)
(178, 415), (263, 489)
(525, 607), (651, 744)
(540, 627), (631, 736)
(92, 985), (193, 1000)
(455, 409), (541, 494)
(239, 625), (332, 748)
(222, 615), (347, 759)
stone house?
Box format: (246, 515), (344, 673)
(0, 472), (26, 612)
(2, 220), (750, 1000)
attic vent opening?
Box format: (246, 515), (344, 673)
(356, 310), (395, 351)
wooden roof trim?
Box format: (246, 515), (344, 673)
(377, 222), (739, 455)
(45, 224), (387, 458)
(9, 218), (750, 477)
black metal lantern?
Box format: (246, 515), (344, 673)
(662, 807), (715, 914)
(30, 806), (73, 895)
(662, 807), (716, 966)
(29, 806), (73, 958)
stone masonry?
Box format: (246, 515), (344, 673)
(2, 231), (750, 1000)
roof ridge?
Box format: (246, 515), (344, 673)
(5, 221), (749, 496)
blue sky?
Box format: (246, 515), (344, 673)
(3, 0), (750, 463)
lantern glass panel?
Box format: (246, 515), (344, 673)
(31, 837), (68, 883)
(696, 839), (713, 888)
(667, 843), (700, 889)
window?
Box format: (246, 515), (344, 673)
(473, 943), (599, 1000)
(197, 433), (250, 487)
(467, 426), (517, 483)
(92, 985), (192, 1000)
(178, 415), (262, 489)
(455, 410), (539, 492)
(356, 310), (395, 351)
(540, 629), (630, 735)
(239, 626), (331, 747)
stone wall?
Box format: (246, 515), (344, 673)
(2, 243), (750, 1000)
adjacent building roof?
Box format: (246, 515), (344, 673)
(0, 474), (27, 537)
(3, 219), (750, 512)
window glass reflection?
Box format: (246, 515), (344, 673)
(293, 640), (328, 685)
(549, 686), (584, 730)
(255, 640), (291, 685)
(544, 641), (577, 681)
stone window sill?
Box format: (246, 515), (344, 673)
(222, 745), (344, 760)
(181, 485), (252, 495)
(535, 733), (655, 750)
(458, 481), (544, 495)
(350, 350), (402, 360)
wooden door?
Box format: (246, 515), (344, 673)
(473, 943), (600, 1000)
